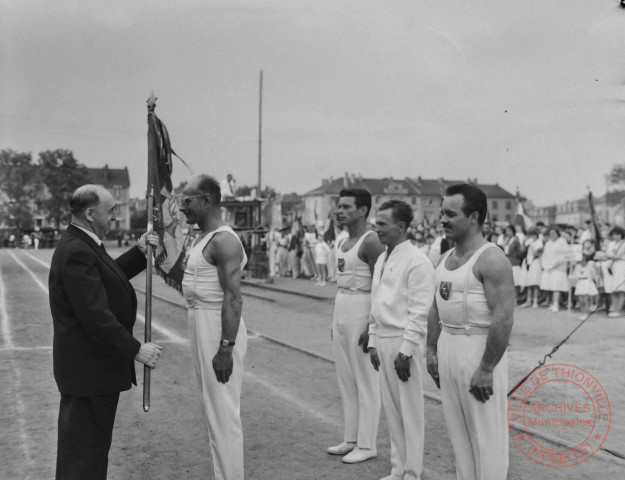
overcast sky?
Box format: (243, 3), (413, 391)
(1, 0), (624, 206)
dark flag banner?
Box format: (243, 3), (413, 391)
(147, 95), (186, 292)
(514, 194), (533, 233)
(588, 191), (602, 250)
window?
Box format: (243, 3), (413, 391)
(411, 196), (416, 205)
(113, 186), (121, 199)
(505, 201), (512, 210)
(505, 214), (511, 222)
(493, 214), (499, 222)
(492, 200), (498, 209)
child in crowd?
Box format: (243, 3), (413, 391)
(314, 234), (332, 287)
(570, 254), (599, 320)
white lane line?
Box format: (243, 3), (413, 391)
(0, 346), (52, 352)
(0, 255), (33, 467)
(136, 313), (188, 344)
(19, 249), (50, 269)
(8, 250), (49, 294)
(244, 372), (338, 426)
(0, 258), (15, 349)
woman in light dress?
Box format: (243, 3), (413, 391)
(520, 228), (544, 308)
(540, 227), (570, 313)
(598, 226), (625, 318)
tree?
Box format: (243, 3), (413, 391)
(38, 149), (91, 228)
(0, 149), (39, 230)
(608, 164), (625, 187)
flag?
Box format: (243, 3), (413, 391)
(514, 195), (533, 233)
(147, 96), (186, 292)
(588, 191), (602, 250)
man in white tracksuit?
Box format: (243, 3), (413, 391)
(368, 200), (435, 480)
(328, 188), (385, 464)
(427, 183), (515, 480)
(180, 174), (249, 480)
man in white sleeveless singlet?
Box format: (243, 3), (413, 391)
(327, 189), (385, 464)
(427, 184), (515, 480)
(180, 174), (248, 480)
(368, 200), (435, 480)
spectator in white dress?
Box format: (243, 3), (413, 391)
(599, 226), (625, 318)
(539, 227), (569, 313)
(520, 228), (544, 308)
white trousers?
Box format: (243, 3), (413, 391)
(438, 332), (509, 480)
(188, 308), (248, 480)
(377, 336), (424, 480)
(332, 293), (380, 448)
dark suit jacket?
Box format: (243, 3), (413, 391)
(49, 225), (147, 397)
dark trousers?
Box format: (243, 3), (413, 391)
(56, 392), (120, 480)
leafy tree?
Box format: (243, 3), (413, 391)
(608, 164), (625, 187)
(38, 149), (90, 228)
(0, 149), (39, 230)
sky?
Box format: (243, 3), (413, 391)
(1, 0), (624, 206)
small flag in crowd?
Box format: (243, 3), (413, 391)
(514, 194), (533, 232)
(588, 191), (601, 250)
(147, 94), (187, 292)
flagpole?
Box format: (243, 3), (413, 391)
(144, 94), (157, 412)
(258, 70), (263, 196)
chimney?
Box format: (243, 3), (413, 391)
(344, 172), (350, 188)
(322, 178), (329, 186)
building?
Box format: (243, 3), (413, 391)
(302, 173), (516, 227)
(86, 165), (131, 230)
(530, 190), (625, 228)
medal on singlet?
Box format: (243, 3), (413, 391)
(439, 281), (452, 300)
(338, 258), (345, 272)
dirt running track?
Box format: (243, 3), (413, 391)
(1, 248), (624, 479)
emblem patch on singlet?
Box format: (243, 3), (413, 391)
(439, 281), (452, 300)
(338, 258), (345, 272)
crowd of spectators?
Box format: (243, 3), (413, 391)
(265, 217), (624, 319)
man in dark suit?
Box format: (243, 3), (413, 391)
(49, 184), (162, 480)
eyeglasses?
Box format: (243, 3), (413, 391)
(180, 193), (208, 207)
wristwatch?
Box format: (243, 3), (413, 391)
(220, 339), (236, 347)
(399, 353), (412, 361)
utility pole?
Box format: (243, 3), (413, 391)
(258, 70), (263, 197)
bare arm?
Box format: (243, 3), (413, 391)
(426, 294), (442, 388)
(471, 247), (515, 402)
(358, 233), (385, 352)
(359, 232), (386, 275)
(204, 232), (244, 383)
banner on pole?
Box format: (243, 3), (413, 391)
(147, 96), (186, 292)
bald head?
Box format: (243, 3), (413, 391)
(69, 185), (116, 239)
(70, 185), (112, 216)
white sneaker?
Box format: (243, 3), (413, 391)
(327, 442), (355, 455)
(378, 475), (403, 480)
(341, 447), (377, 463)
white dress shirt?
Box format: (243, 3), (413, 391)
(368, 240), (435, 357)
(71, 223), (102, 246)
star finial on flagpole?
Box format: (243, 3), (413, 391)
(147, 92), (157, 112)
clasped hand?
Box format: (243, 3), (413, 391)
(137, 231), (160, 255)
(135, 342), (163, 369)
